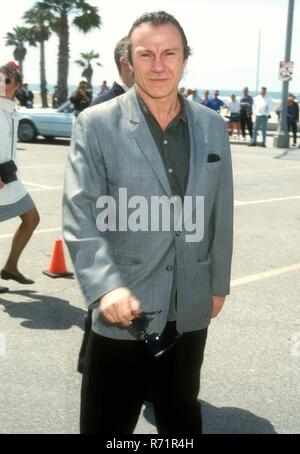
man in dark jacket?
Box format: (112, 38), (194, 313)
(276, 95), (299, 148)
(69, 80), (92, 117)
(287, 95), (299, 147)
(91, 36), (134, 106)
(16, 83), (34, 108)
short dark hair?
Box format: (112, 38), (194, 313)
(127, 11), (191, 64)
(114, 36), (130, 74)
(0, 63), (22, 86)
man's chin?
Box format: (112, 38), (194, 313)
(138, 86), (177, 100)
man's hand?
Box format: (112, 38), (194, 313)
(0, 177), (4, 189)
(211, 295), (226, 318)
(99, 287), (141, 327)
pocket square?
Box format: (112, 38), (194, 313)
(207, 153), (221, 162)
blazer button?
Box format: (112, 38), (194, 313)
(166, 265), (173, 271)
(176, 231), (181, 237)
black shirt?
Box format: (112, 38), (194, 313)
(137, 93), (190, 321)
(137, 93), (190, 200)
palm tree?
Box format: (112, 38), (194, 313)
(5, 26), (35, 79)
(75, 50), (101, 90)
(23, 3), (53, 107)
(38, 0), (101, 106)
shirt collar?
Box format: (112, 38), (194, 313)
(136, 90), (187, 126)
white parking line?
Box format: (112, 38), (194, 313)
(0, 227), (61, 240)
(235, 195), (300, 206)
(22, 181), (54, 189)
(235, 166), (300, 175)
(29, 186), (63, 192)
(22, 165), (65, 169)
(231, 263), (300, 287)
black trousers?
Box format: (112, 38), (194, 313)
(80, 322), (208, 434)
(240, 110), (253, 138)
(287, 118), (298, 144)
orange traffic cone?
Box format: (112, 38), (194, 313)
(43, 239), (74, 279)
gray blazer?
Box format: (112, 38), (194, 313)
(62, 88), (234, 340)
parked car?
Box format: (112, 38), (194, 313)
(17, 101), (74, 142)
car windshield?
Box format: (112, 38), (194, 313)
(57, 101), (74, 114)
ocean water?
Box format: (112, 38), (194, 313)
(27, 83), (299, 102)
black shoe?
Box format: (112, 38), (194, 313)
(248, 143), (256, 146)
(0, 286), (9, 294)
(260, 143), (266, 148)
(0, 269), (34, 285)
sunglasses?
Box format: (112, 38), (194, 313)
(129, 310), (182, 358)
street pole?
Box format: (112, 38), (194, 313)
(256, 30), (261, 94)
(273, 0), (295, 148)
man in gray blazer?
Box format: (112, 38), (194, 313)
(63, 11), (233, 434)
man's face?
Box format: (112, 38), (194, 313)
(243, 88), (248, 96)
(261, 87), (267, 96)
(0, 72), (20, 99)
(129, 22), (187, 100)
(214, 91), (219, 98)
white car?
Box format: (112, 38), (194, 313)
(17, 101), (74, 142)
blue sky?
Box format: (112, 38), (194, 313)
(1, 0), (299, 93)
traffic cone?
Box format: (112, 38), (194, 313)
(43, 239), (74, 279)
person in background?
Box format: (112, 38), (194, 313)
(249, 86), (272, 147)
(239, 87), (253, 141)
(91, 37), (134, 107)
(99, 80), (109, 94)
(179, 86), (186, 97)
(207, 90), (225, 113)
(187, 88), (201, 103)
(69, 80), (92, 117)
(201, 90), (212, 107)
(52, 85), (59, 108)
(0, 62), (40, 286)
(16, 83), (34, 108)
(226, 94), (241, 139)
(287, 95), (299, 148)
(276, 94), (299, 148)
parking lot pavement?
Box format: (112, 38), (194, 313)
(0, 140), (299, 434)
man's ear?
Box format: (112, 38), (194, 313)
(122, 53), (134, 73)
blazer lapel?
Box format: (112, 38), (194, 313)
(120, 89), (173, 198)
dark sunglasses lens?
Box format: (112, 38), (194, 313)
(145, 333), (163, 356)
(5, 79), (11, 85)
(130, 317), (147, 332)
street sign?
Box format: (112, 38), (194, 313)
(279, 60), (294, 81)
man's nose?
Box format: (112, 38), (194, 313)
(152, 56), (165, 72)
